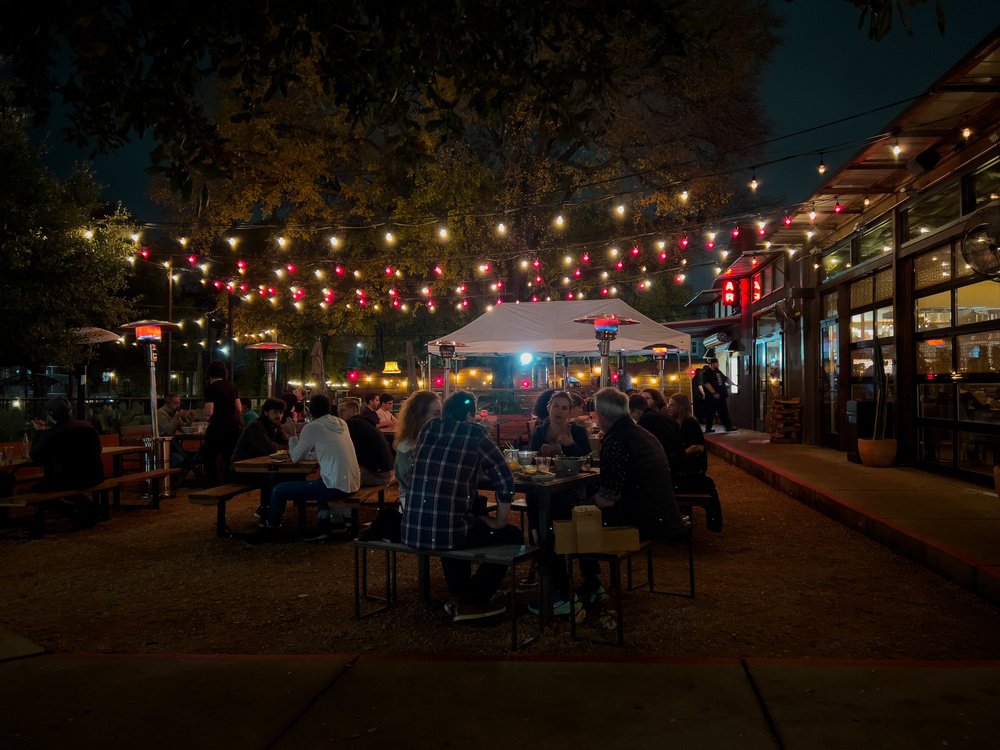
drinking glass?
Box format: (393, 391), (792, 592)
(537, 456), (551, 474)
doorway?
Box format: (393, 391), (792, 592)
(820, 319), (840, 448)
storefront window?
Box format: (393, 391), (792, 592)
(906, 183), (961, 240)
(919, 427), (954, 466)
(956, 257), (974, 278)
(972, 160), (1000, 208)
(822, 291), (838, 319)
(919, 384), (954, 419)
(876, 306), (894, 338)
(821, 242), (851, 283)
(957, 331), (1000, 373)
(914, 250), (952, 289)
(874, 267), (893, 302)
(958, 384), (1000, 422)
(858, 220), (893, 263)
(958, 431), (1000, 475)
(917, 338), (952, 376)
(915, 291), (952, 330)
(850, 311), (874, 342)
(851, 349), (874, 378)
(851, 277), (873, 308)
(956, 280), (1000, 326)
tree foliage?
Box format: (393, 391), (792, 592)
(0, 105), (136, 370)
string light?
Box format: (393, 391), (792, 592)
(892, 138), (901, 156)
(818, 155), (826, 175)
(277, 236), (286, 247)
(749, 171), (759, 191)
(497, 222), (506, 234)
(330, 236), (339, 246)
(680, 188), (689, 201)
(834, 197), (843, 214)
(616, 204), (625, 215)
(863, 195), (871, 207)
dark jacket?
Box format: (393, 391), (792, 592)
(347, 416), (395, 473)
(29, 419), (104, 491)
(230, 415), (287, 466)
(638, 408), (690, 475)
(528, 420), (591, 457)
(360, 406), (381, 428)
(598, 416), (686, 539)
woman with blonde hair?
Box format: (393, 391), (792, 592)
(393, 391), (443, 509)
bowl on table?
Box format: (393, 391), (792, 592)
(516, 450), (536, 468)
(180, 426), (194, 434)
(552, 456), (588, 477)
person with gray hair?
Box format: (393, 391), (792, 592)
(27, 397), (105, 529)
(578, 387), (687, 603)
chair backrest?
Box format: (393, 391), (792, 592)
(120, 424), (153, 445)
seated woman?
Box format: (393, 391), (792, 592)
(392, 391), (443, 511)
(665, 392), (706, 474)
(641, 388), (668, 417)
(521, 390), (591, 590)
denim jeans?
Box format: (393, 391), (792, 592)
(440, 518), (524, 606)
(267, 478), (350, 528)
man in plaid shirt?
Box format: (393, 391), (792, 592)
(402, 391), (522, 622)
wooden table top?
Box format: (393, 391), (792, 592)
(102, 445), (151, 457)
(232, 456), (318, 474)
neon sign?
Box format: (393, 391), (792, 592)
(723, 280), (736, 305)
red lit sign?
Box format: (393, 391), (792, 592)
(347, 371), (359, 382)
(521, 379), (532, 388)
(723, 280), (736, 305)
(753, 278), (761, 302)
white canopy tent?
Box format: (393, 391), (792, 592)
(427, 300), (690, 356)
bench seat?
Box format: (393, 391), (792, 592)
(189, 483), (256, 537)
(353, 539), (539, 650)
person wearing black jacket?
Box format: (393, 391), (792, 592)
(338, 400), (394, 485)
(231, 398), (288, 466)
(28, 396), (104, 529)
(702, 358), (736, 433)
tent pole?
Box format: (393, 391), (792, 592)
(687, 350), (692, 399)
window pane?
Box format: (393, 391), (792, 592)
(915, 291), (952, 330)
(919, 427), (954, 467)
(973, 160), (1000, 209)
(906, 183), (961, 240)
(822, 291), (838, 319)
(957, 331), (1000, 373)
(959, 384), (1000, 422)
(851, 277), (873, 308)
(919, 384), (954, 419)
(917, 338), (953, 376)
(875, 267), (893, 301)
(882, 344), (896, 380)
(851, 349), (873, 377)
(914, 249), (952, 289)
(851, 383), (875, 400)
(822, 243), (851, 283)
(858, 220), (893, 263)
(850, 311), (874, 342)
(959, 431), (1000, 475)
(876, 306), (894, 338)
(956, 280), (1000, 326)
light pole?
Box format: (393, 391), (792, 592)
(247, 337), (293, 398)
(573, 314), (638, 389)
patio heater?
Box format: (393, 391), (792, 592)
(643, 343), (677, 391)
(116, 319), (180, 497)
(429, 340), (467, 401)
(246, 338), (292, 398)
(573, 314), (638, 389)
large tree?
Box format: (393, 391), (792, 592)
(144, 0), (776, 363)
(0, 103), (135, 371)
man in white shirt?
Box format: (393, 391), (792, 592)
(260, 394), (361, 539)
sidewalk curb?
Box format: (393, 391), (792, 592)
(707, 437), (1000, 606)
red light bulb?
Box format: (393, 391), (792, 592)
(680, 237), (689, 248)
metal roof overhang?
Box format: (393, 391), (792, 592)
(664, 316), (741, 337)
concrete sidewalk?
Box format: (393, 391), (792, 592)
(3, 646), (1000, 749)
(706, 430), (1000, 604)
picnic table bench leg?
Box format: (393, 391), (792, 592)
(216, 500), (229, 538)
(31, 503), (45, 539)
(112, 455), (122, 507)
(509, 561), (518, 651)
(354, 545), (362, 619)
(150, 476), (161, 510)
(297, 499), (307, 534)
(418, 554), (431, 603)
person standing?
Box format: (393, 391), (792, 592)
(691, 366), (706, 424)
(28, 397), (105, 529)
(402, 391), (520, 623)
(202, 360), (241, 486)
(702, 358), (737, 433)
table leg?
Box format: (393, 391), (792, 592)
(536, 492), (555, 627)
(113, 455), (122, 507)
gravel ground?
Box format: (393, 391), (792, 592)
(3, 457), (1000, 659)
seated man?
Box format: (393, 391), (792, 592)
(337, 400), (394, 485)
(28, 397), (105, 529)
(240, 398), (259, 427)
(157, 393), (198, 487)
(231, 397), (289, 519)
(375, 392), (398, 432)
(261, 394), (360, 539)
(627, 393), (690, 477)
(580, 388), (688, 601)
(359, 393), (381, 428)
(402, 391), (522, 623)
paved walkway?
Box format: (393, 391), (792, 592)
(5, 432), (1000, 748)
(706, 430), (1000, 604)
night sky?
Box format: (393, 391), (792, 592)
(30, 2), (1000, 225)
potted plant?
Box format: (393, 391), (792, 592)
(857, 335), (897, 467)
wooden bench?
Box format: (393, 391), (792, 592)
(189, 483), (256, 537)
(0, 468), (179, 537)
(565, 522), (695, 646)
(674, 492), (723, 532)
(484, 497), (529, 528)
(308, 478), (398, 535)
(353, 538), (540, 650)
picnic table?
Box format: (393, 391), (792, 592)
(231, 455), (319, 531)
(479, 467), (602, 626)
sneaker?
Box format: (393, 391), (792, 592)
(576, 583), (608, 606)
(444, 601), (458, 619)
(725, 426), (738, 432)
(528, 593), (582, 617)
(452, 603), (506, 622)
(704, 428), (715, 433)
(253, 506), (265, 519)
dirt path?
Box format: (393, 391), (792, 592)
(3, 458), (1000, 658)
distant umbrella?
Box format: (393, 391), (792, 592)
(70, 327), (120, 419)
(310, 340), (326, 394)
